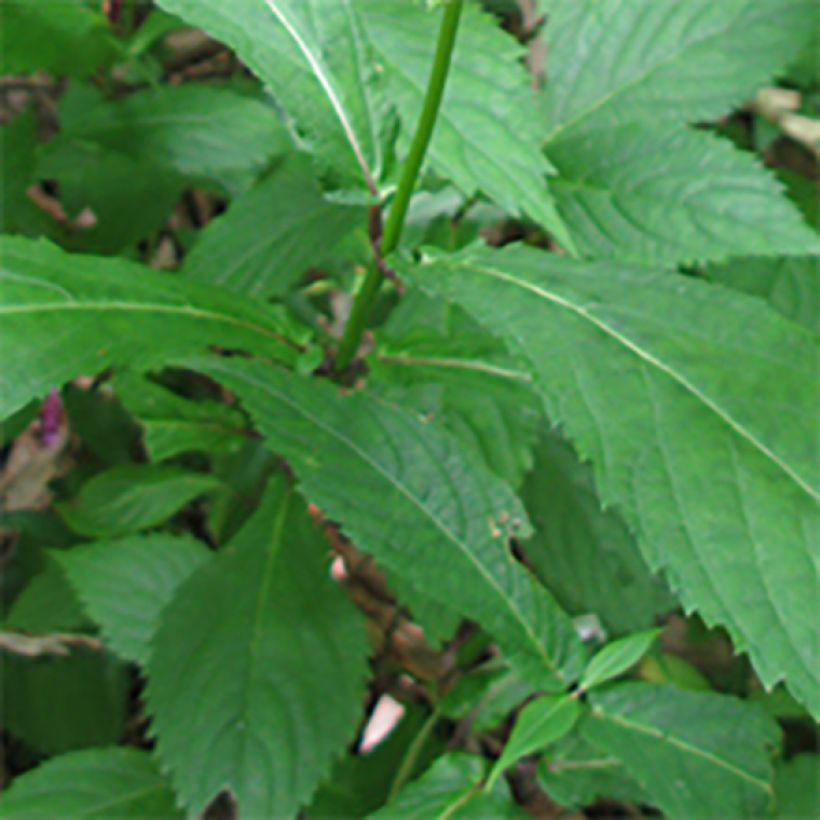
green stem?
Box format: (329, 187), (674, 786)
(387, 706), (441, 804)
(334, 0), (464, 372)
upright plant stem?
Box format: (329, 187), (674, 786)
(334, 0), (464, 372)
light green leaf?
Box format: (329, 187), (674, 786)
(57, 534), (212, 665)
(521, 431), (674, 636)
(0, 0), (121, 77)
(708, 256), (819, 333)
(541, 0), (819, 264)
(155, 0), (386, 190)
(146, 478), (369, 817)
(54, 84), (291, 196)
(774, 754), (820, 818)
(371, 754), (516, 819)
(57, 465), (221, 538)
(548, 125), (819, 265)
(580, 629), (662, 692)
(186, 356), (586, 691)
(542, 0), (817, 142)
(183, 154), (363, 298)
(361, 0), (573, 249)
(397, 243), (819, 715)
(487, 695), (581, 789)
(0, 236), (297, 419)
(582, 683), (781, 819)
(0, 747), (181, 819)
(113, 373), (247, 461)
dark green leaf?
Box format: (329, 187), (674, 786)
(707, 256), (819, 333)
(2, 650), (129, 756)
(183, 154), (363, 298)
(521, 431), (674, 636)
(371, 754), (517, 819)
(186, 356), (586, 691)
(582, 683), (781, 819)
(0, 0), (120, 77)
(113, 373), (247, 462)
(57, 534), (212, 665)
(54, 84), (291, 196)
(146, 478), (369, 817)
(57, 465), (220, 538)
(0, 747), (181, 818)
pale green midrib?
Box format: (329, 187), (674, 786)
(463, 261), (818, 502)
(0, 301), (293, 346)
(543, 10), (743, 146)
(261, 0), (376, 191)
(439, 784), (482, 820)
(213, 363), (565, 682)
(43, 782), (169, 817)
(377, 353), (532, 382)
(590, 707), (772, 793)
(237, 484), (293, 800)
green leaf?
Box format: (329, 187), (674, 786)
(397, 243), (819, 715)
(155, 0), (386, 190)
(373, 329), (541, 488)
(708, 256), (819, 333)
(186, 356), (586, 691)
(439, 665), (534, 732)
(36, 138), (183, 254)
(542, 0), (817, 142)
(2, 650), (129, 756)
(0, 236), (297, 419)
(57, 534), (212, 665)
(1, 110), (52, 237)
(579, 629), (663, 692)
(54, 84), (291, 196)
(183, 154), (363, 298)
(309, 702), (447, 818)
(3, 560), (88, 634)
(113, 373), (247, 462)
(0, 0), (120, 77)
(371, 754), (516, 819)
(582, 683), (781, 819)
(537, 730), (648, 810)
(521, 431), (674, 636)
(0, 747), (181, 819)
(541, 0), (820, 264)
(548, 125), (819, 265)
(487, 695), (581, 789)
(146, 478), (369, 817)
(57, 465), (221, 539)
(774, 754), (820, 818)
(361, 0), (573, 249)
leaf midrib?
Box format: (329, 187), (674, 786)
(543, 5), (745, 145)
(589, 706), (772, 793)
(0, 301), (293, 347)
(211, 362), (566, 684)
(461, 260), (817, 501)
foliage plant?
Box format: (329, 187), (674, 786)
(0, 0), (818, 817)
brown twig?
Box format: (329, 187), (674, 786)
(0, 631), (102, 658)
